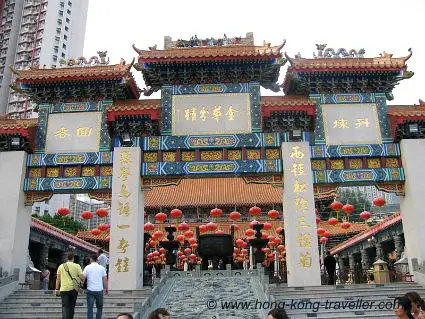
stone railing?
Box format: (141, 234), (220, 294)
(0, 268), (19, 287)
(0, 268), (19, 302)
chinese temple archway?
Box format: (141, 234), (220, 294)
(1, 34), (423, 289)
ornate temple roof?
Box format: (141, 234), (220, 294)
(32, 217), (99, 253)
(144, 177), (281, 208)
(388, 102), (425, 117)
(134, 44), (285, 63)
(0, 117), (37, 135)
(77, 220), (369, 242)
(330, 212), (401, 254)
(106, 99), (161, 121)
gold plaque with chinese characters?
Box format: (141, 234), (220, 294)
(322, 103), (382, 145)
(171, 93), (251, 135)
(45, 112), (102, 153)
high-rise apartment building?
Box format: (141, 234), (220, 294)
(0, 0), (89, 118)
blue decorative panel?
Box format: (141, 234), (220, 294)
(312, 93), (392, 145)
(141, 160), (282, 177)
(27, 152), (113, 167)
(35, 104), (51, 153)
(24, 176), (112, 191)
(161, 82), (261, 136)
(310, 144), (400, 158)
(51, 101), (102, 113)
(313, 168), (404, 184)
(173, 83), (249, 95)
(142, 133), (285, 151)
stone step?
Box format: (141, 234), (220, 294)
(13, 289), (150, 295)
(269, 282), (421, 290)
(0, 313), (127, 319)
(270, 288), (425, 296)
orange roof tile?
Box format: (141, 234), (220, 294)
(77, 220), (368, 242)
(261, 96), (316, 107)
(330, 212), (401, 254)
(106, 99), (161, 121)
(288, 54), (410, 71)
(135, 43), (284, 62)
(0, 118), (37, 130)
(15, 63), (134, 82)
(144, 178), (282, 208)
(387, 105), (425, 117)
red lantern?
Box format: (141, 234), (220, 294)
(105, 236), (110, 241)
(152, 251), (160, 257)
(178, 222), (189, 231)
(241, 249), (248, 255)
(360, 210), (372, 220)
(342, 204), (354, 214)
(176, 234), (185, 242)
(274, 237), (282, 244)
(184, 248), (191, 255)
(159, 247), (167, 254)
(189, 253), (197, 260)
(199, 225), (208, 233)
(155, 230), (166, 239)
(236, 239), (245, 247)
(81, 211), (93, 220)
(57, 207), (70, 216)
(277, 244), (285, 252)
(144, 222), (155, 232)
(323, 230), (331, 238)
(245, 229), (255, 237)
(373, 197), (386, 207)
(315, 208), (319, 215)
(249, 206), (261, 216)
(261, 232), (268, 239)
(155, 212), (167, 223)
(188, 237), (197, 245)
(275, 226), (284, 235)
(330, 201), (343, 211)
(317, 228), (326, 236)
(184, 230), (194, 238)
(177, 251), (183, 257)
(320, 237), (329, 244)
(91, 228), (101, 236)
(191, 243), (198, 250)
(249, 220), (259, 228)
(267, 210), (279, 219)
(206, 222), (217, 231)
(210, 208), (223, 218)
(98, 223), (109, 231)
(262, 247), (270, 253)
(341, 221), (351, 229)
(96, 208), (108, 218)
(328, 217), (338, 226)
(263, 222), (272, 230)
(149, 240), (158, 247)
(170, 208), (183, 219)
(229, 211), (241, 221)
(316, 216), (321, 224)
(147, 253), (153, 259)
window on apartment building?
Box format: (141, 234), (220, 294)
(62, 43), (66, 49)
(64, 34), (67, 40)
(61, 53), (65, 58)
(54, 47), (58, 53)
(66, 18), (70, 23)
(67, 9), (71, 15)
(68, 1), (72, 6)
(60, 1), (65, 7)
(57, 19), (62, 24)
(59, 10), (63, 16)
(65, 26), (69, 31)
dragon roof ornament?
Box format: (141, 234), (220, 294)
(57, 51), (110, 68)
(313, 44), (365, 59)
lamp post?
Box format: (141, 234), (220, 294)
(159, 226), (180, 267)
(248, 223), (269, 266)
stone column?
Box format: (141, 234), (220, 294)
(39, 244), (50, 270)
(399, 139), (425, 279)
(361, 249), (370, 271)
(394, 235), (403, 260)
(109, 147), (145, 290)
(348, 254), (356, 273)
(0, 151), (31, 282)
(375, 242), (384, 261)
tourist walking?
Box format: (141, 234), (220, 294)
(41, 267), (50, 291)
(148, 308), (170, 319)
(83, 255), (108, 319)
(323, 251), (337, 285)
(54, 252), (84, 319)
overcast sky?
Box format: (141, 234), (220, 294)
(83, 0), (423, 105)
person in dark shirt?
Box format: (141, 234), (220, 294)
(324, 251), (337, 285)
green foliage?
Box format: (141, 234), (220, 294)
(337, 187), (372, 221)
(34, 214), (86, 235)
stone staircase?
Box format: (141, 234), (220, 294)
(0, 289), (151, 319)
(269, 282), (425, 318)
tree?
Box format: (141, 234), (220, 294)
(337, 187), (372, 222)
(33, 214), (86, 235)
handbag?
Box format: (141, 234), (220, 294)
(63, 263), (84, 293)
